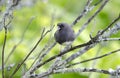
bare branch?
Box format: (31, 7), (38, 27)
(29, 42), (56, 71)
(9, 27), (54, 78)
(0, 0), (20, 31)
(97, 38), (120, 42)
(95, 15), (120, 39)
(34, 67), (119, 78)
(71, 0), (103, 26)
(2, 18), (7, 78)
(75, 0), (109, 37)
(54, 68), (118, 76)
(0, 2), (20, 77)
(28, 25), (55, 69)
(74, 15), (120, 51)
(66, 49), (120, 67)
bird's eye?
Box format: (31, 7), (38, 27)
(57, 23), (64, 29)
(60, 24), (64, 28)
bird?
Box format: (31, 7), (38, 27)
(54, 22), (75, 46)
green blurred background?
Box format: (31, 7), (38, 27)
(0, 0), (120, 78)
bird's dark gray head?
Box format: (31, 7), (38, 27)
(57, 22), (69, 30)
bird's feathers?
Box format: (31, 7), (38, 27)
(54, 22), (75, 45)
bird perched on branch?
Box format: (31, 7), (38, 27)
(54, 22), (75, 46)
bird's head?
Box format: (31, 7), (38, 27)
(57, 23), (68, 30)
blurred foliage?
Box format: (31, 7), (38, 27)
(0, 0), (120, 78)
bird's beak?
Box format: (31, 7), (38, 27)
(57, 26), (61, 30)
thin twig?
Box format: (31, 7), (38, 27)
(72, 0), (92, 26)
(29, 41), (93, 73)
(36, 70), (53, 78)
(38, 41), (56, 63)
(66, 49), (120, 67)
(26, 12), (56, 75)
(0, 0), (19, 31)
(1, 2), (19, 77)
(10, 27), (54, 78)
(2, 18), (7, 78)
(29, 44), (49, 70)
(71, 0), (102, 26)
(9, 28), (45, 78)
(97, 15), (120, 37)
(75, 14), (120, 50)
(29, 40), (56, 70)
(97, 38), (120, 42)
(54, 68), (117, 76)
(75, 0), (109, 38)
(35, 67), (117, 78)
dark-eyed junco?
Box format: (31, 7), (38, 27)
(54, 22), (75, 45)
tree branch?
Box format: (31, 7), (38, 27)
(2, 19), (7, 78)
(66, 49), (120, 67)
(54, 68), (118, 76)
(71, 0), (103, 26)
(9, 27), (54, 78)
